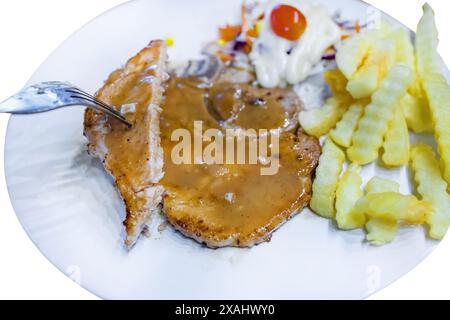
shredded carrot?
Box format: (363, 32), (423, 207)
(341, 34), (350, 40)
(240, 1), (257, 51)
(247, 26), (259, 38)
(216, 51), (234, 62)
(219, 24), (242, 42)
(355, 20), (361, 33)
(241, 1), (250, 37)
(217, 1), (260, 53)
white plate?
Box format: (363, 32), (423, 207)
(4, 0), (447, 299)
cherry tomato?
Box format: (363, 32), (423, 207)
(270, 4), (307, 41)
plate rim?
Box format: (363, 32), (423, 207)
(3, 0), (447, 300)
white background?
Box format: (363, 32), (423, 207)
(0, 0), (448, 300)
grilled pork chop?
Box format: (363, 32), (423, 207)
(84, 40), (169, 248)
(160, 76), (321, 247)
(85, 43), (320, 248)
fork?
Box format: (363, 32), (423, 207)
(0, 81), (132, 127)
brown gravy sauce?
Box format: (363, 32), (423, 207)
(96, 68), (159, 214)
(160, 76), (310, 233)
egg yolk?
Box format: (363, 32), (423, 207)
(270, 4), (307, 41)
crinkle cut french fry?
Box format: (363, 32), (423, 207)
(299, 97), (350, 138)
(347, 64), (413, 164)
(310, 138), (345, 219)
(346, 37), (397, 99)
(335, 164), (364, 230)
(395, 12), (435, 133)
(405, 54), (433, 132)
(401, 92), (433, 133)
(422, 73), (450, 188)
(364, 176), (400, 194)
(364, 192), (432, 225)
(382, 108), (410, 167)
(411, 144), (450, 240)
(336, 31), (374, 79)
(346, 65), (379, 99)
(362, 179), (433, 243)
(366, 218), (398, 246)
(365, 38), (397, 80)
(392, 28), (415, 69)
(330, 102), (364, 148)
(416, 3), (441, 76)
(336, 27), (390, 79)
(363, 177), (399, 245)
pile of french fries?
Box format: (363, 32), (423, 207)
(305, 4), (450, 245)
